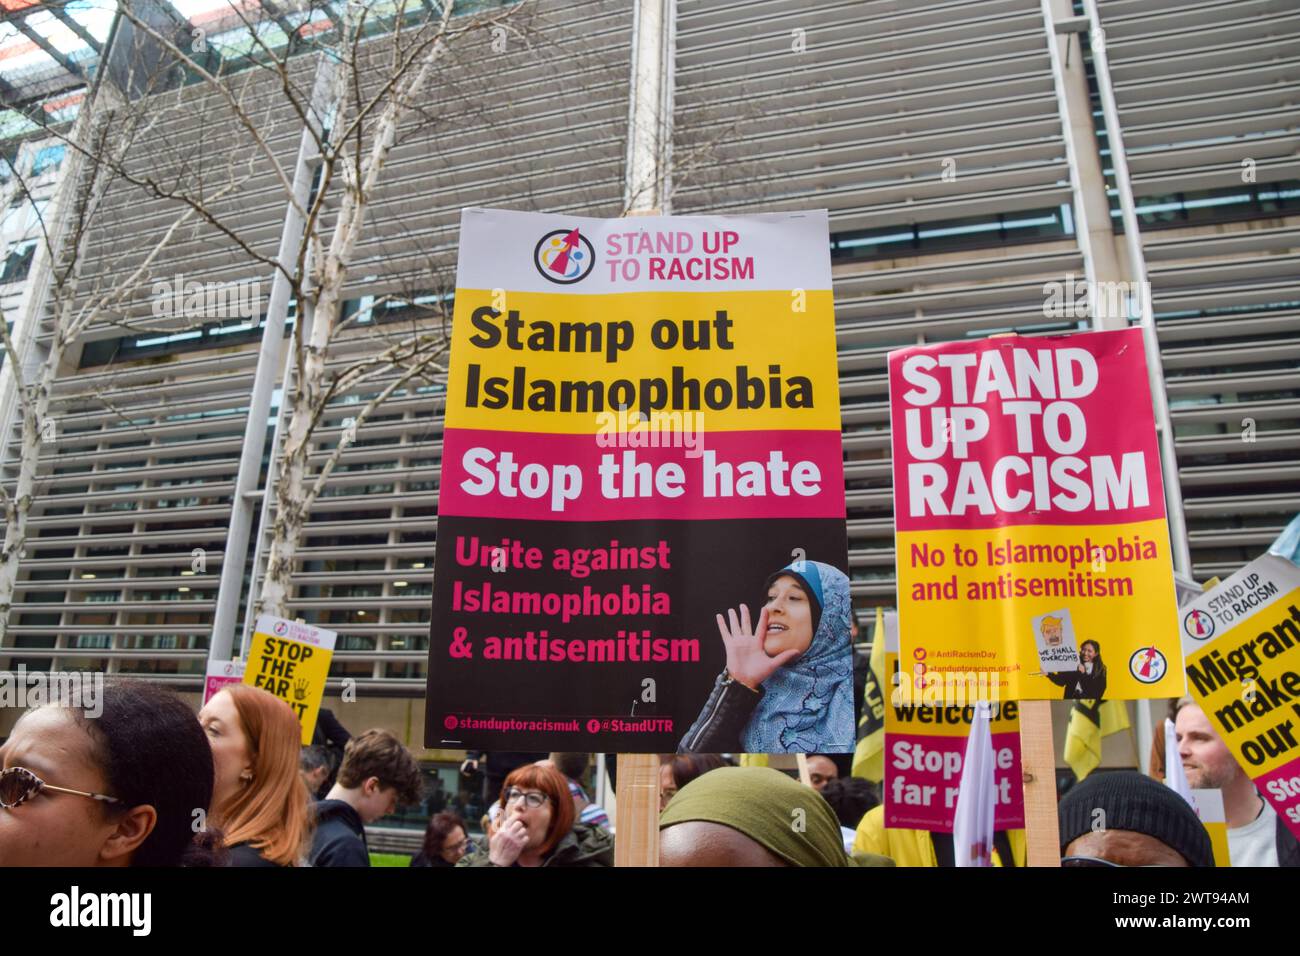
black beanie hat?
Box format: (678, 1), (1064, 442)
(1058, 771), (1214, 867)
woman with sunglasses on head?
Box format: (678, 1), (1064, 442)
(0, 680), (221, 867)
(198, 684), (313, 867)
(458, 764), (613, 867)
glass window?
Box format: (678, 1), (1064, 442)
(0, 241), (36, 284)
(31, 145), (65, 176)
(830, 205), (1072, 263)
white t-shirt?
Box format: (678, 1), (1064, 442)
(841, 825), (861, 854)
(1228, 797), (1279, 867)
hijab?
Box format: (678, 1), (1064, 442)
(740, 560), (854, 753)
(659, 766), (850, 867)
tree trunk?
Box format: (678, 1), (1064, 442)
(257, 351), (322, 620)
(254, 41), (443, 619)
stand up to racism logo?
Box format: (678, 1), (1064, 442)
(534, 228), (596, 284)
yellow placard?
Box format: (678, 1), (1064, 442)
(895, 518), (1184, 700)
(1182, 557), (1300, 774)
(445, 289), (841, 434)
(243, 615), (337, 745)
(888, 330), (1183, 700)
(1189, 789), (1232, 867)
(1180, 554), (1300, 844)
(1204, 821), (1231, 868)
(884, 650), (1021, 737)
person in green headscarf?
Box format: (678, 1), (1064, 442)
(658, 765), (892, 867)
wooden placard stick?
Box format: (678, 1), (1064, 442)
(796, 752), (812, 787)
(614, 754), (661, 866)
(1018, 700), (1061, 866)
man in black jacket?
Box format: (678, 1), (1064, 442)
(310, 729), (424, 867)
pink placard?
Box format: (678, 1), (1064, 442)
(884, 730), (1026, 833)
(204, 660), (245, 704)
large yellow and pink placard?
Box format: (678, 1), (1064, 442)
(888, 330), (1183, 700)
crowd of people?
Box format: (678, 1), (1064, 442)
(0, 676), (1293, 867)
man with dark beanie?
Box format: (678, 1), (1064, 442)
(1059, 771), (1214, 867)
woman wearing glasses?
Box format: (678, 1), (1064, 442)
(410, 811), (472, 867)
(0, 680), (221, 867)
(459, 764), (613, 867)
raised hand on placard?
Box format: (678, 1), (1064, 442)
(716, 605), (801, 691)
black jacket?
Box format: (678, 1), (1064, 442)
(464, 752), (547, 779)
(309, 799), (370, 867)
(1047, 666), (1107, 700)
(677, 671), (763, 753)
(457, 823), (614, 868)
(409, 851), (455, 868)
(226, 842), (285, 868)
(312, 708), (352, 750)
(1278, 816), (1300, 867)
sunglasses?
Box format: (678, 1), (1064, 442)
(0, 767), (122, 809)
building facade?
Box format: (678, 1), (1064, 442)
(0, 0), (1295, 762)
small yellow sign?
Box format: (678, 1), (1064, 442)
(243, 615), (337, 745)
(1189, 789), (1232, 867)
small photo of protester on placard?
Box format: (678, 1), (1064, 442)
(678, 558), (854, 753)
(1046, 640), (1107, 700)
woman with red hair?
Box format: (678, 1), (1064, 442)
(459, 764), (612, 867)
(198, 684), (314, 866)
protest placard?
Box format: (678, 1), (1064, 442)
(888, 329), (1183, 700)
(204, 659), (245, 705)
(1031, 608), (1080, 674)
(425, 208), (851, 753)
(1180, 553), (1300, 840)
(243, 615), (336, 745)
(1189, 788), (1231, 867)
(879, 611), (1025, 832)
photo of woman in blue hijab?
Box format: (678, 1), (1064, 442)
(678, 559), (854, 754)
